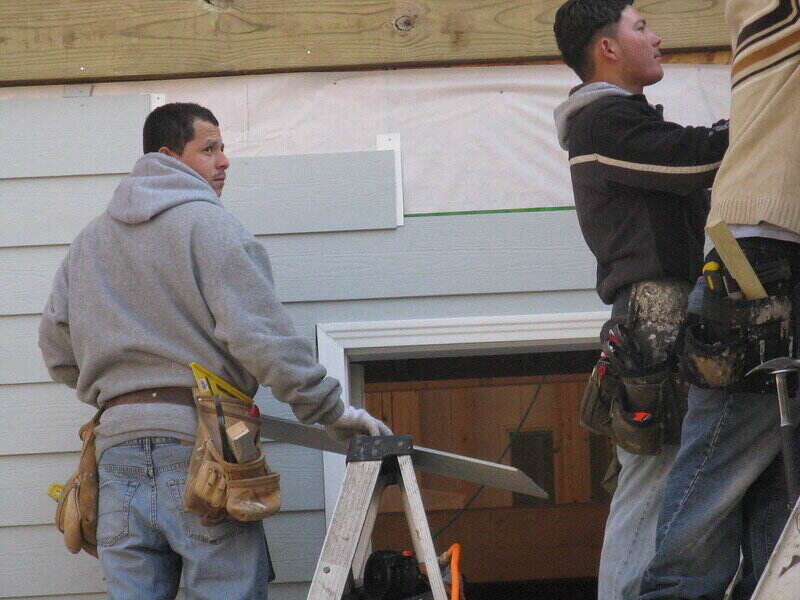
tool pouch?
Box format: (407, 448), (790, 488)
(683, 295), (791, 391)
(682, 321), (745, 388)
(579, 361), (619, 437)
(55, 412), (102, 558)
(184, 392), (281, 522)
(610, 370), (673, 456)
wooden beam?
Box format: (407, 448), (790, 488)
(0, 1), (729, 86)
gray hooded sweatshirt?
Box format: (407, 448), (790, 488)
(553, 81), (631, 151)
(39, 153), (344, 454)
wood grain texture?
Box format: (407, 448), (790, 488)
(373, 503), (608, 582)
(368, 375), (593, 512)
(662, 49), (731, 65)
(0, 1), (728, 86)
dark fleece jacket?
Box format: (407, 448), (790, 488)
(554, 82), (729, 303)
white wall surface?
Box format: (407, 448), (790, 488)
(0, 64), (730, 215)
(0, 63), (730, 598)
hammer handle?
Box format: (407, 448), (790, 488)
(780, 424), (800, 505)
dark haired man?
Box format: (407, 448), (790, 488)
(39, 102), (391, 598)
(553, 2), (728, 598)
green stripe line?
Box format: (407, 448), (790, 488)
(404, 206), (576, 218)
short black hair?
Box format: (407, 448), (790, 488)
(142, 102), (219, 154)
(553, 0), (633, 81)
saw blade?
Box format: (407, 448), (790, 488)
(259, 413), (547, 498)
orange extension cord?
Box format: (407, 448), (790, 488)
(444, 543), (462, 600)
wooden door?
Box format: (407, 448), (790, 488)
(365, 374), (612, 583)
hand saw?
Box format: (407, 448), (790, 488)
(258, 413), (547, 499)
(188, 362), (547, 498)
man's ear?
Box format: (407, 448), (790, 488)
(597, 36), (620, 63)
(158, 146), (178, 157)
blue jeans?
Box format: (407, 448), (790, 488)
(97, 437), (269, 599)
(599, 445), (678, 600)
(639, 242), (800, 600)
(639, 384), (796, 599)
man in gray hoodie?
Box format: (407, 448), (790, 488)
(39, 102), (390, 598)
(552, 1), (728, 598)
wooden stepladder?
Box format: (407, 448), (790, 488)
(307, 435), (448, 600)
(750, 495), (800, 599)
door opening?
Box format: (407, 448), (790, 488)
(359, 350), (610, 598)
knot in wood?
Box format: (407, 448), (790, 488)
(394, 15), (416, 31)
(203, 0), (234, 10)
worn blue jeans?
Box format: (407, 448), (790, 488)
(639, 384), (797, 599)
(639, 242), (800, 599)
(97, 437), (269, 599)
(599, 445), (678, 600)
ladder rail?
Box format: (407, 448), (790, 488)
(307, 460), (382, 600)
(750, 495), (800, 599)
(351, 475), (389, 587)
(307, 437), (450, 600)
(398, 454), (448, 600)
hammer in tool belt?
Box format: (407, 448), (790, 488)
(748, 358), (800, 505)
(709, 222), (799, 503)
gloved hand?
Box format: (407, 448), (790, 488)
(325, 405), (393, 443)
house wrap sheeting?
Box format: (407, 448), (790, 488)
(0, 64), (729, 215)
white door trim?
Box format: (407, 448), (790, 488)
(316, 310), (610, 522)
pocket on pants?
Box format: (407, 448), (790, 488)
(167, 477), (248, 544)
(96, 477), (138, 547)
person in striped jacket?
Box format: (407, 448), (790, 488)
(640, 1), (800, 598)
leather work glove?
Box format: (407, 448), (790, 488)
(325, 406), (393, 443)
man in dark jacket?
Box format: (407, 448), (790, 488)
(553, 2), (728, 598)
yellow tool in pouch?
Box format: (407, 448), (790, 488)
(185, 363), (281, 522)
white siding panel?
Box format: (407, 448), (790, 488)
(1, 526), (104, 598)
(7, 582), (308, 599)
(0, 245), (66, 315)
(0, 212), (593, 316)
(224, 152), (398, 235)
(0, 383), (95, 454)
(262, 511), (326, 582)
(0, 383), (314, 454)
(262, 211), (594, 303)
(0, 175), (120, 248)
(1, 444), (322, 527)
(0, 151), (396, 250)
(0, 316), (47, 384)
(1, 512), (322, 596)
(0, 95), (153, 180)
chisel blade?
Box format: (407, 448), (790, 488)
(259, 414), (547, 498)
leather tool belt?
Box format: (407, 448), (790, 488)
(55, 387), (196, 558)
(580, 280), (690, 455)
(184, 389), (281, 523)
(55, 410), (102, 558)
(103, 386), (195, 409)
(682, 240), (798, 393)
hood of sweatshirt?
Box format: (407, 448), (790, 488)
(108, 152), (222, 224)
(553, 82), (632, 151)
